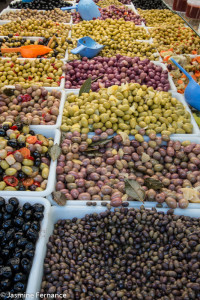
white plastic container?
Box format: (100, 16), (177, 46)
(48, 135), (200, 206)
(1, 196), (51, 299)
(0, 128), (61, 197)
(32, 203), (200, 299)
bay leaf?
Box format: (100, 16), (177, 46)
(79, 77), (92, 96)
(89, 137), (113, 147)
(52, 191), (67, 206)
(124, 178), (145, 202)
(181, 188), (200, 203)
(119, 131), (129, 143)
(3, 88), (15, 96)
(144, 178), (163, 190)
(48, 143), (61, 161)
(141, 153), (150, 163)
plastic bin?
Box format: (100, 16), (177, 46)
(0, 128), (61, 197)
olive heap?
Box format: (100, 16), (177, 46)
(67, 39), (159, 61)
(56, 130), (199, 208)
(0, 8), (71, 23)
(61, 83), (192, 135)
(149, 26), (200, 55)
(0, 123), (53, 191)
(0, 197), (44, 296)
(76, 0), (132, 5)
(0, 57), (63, 87)
(71, 19), (150, 41)
(64, 56), (170, 91)
(0, 85), (61, 126)
(137, 9), (184, 27)
(0, 36), (68, 59)
(41, 206), (200, 299)
(10, 0), (71, 10)
(133, 0), (167, 9)
(0, 20), (70, 38)
(72, 6), (145, 24)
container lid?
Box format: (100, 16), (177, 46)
(187, 0), (200, 5)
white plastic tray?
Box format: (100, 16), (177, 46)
(48, 134), (200, 206)
(0, 128), (61, 197)
(1, 196), (51, 299)
(32, 203), (200, 299)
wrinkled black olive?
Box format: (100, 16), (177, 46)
(14, 281), (26, 292)
(0, 229), (6, 240)
(0, 197), (5, 208)
(18, 171), (27, 180)
(7, 139), (17, 148)
(33, 203), (44, 213)
(1, 249), (10, 259)
(3, 213), (11, 221)
(25, 242), (35, 251)
(13, 272), (26, 282)
(8, 197), (19, 208)
(22, 249), (35, 259)
(17, 238), (28, 247)
(33, 212), (44, 221)
(0, 129), (6, 137)
(31, 221), (40, 232)
(2, 124), (9, 131)
(22, 222), (31, 232)
(21, 258), (31, 273)
(5, 204), (14, 214)
(6, 229), (15, 241)
(0, 278), (11, 290)
(16, 208), (24, 218)
(8, 257), (20, 272)
(14, 231), (23, 240)
(14, 248), (23, 258)
(26, 229), (38, 242)
(13, 217), (24, 228)
(35, 158), (41, 167)
(32, 151), (41, 159)
(2, 220), (12, 230)
(0, 266), (12, 278)
(8, 240), (16, 250)
(23, 203), (31, 211)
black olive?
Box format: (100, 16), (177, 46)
(0, 197), (5, 208)
(22, 249), (35, 259)
(8, 240), (16, 250)
(0, 129), (6, 137)
(16, 123), (23, 130)
(7, 139), (18, 148)
(31, 221), (40, 232)
(29, 130), (35, 135)
(22, 222), (31, 233)
(18, 185), (26, 191)
(2, 220), (12, 230)
(1, 248), (10, 259)
(3, 213), (11, 221)
(16, 208), (24, 218)
(26, 228), (38, 242)
(13, 272), (26, 282)
(14, 247), (23, 258)
(17, 238), (28, 247)
(14, 230), (23, 240)
(14, 281), (26, 292)
(2, 124), (10, 131)
(32, 151), (41, 159)
(5, 204), (14, 214)
(0, 266), (12, 278)
(8, 257), (20, 272)
(0, 229), (6, 240)
(33, 203), (44, 213)
(45, 152), (51, 160)
(14, 217), (24, 228)
(17, 141), (26, 148)
(25, 242), (35, 250)
(24, 210), (32, 221)
(35, 158), (41, 167)
(6, 229), (15, 241)
(33, 212), (44, 221)
(0, 278), (11, 290)
(21, 258), (31, 273)
(8, 34), (13, 38)
(23, 202), (32, 211)
(8, 197), (19, 208)
(0, 167), (3, 175)
(29, 185), (37, 191)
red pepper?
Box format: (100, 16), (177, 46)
(35, 140), (43, 145)
(7, 151), (14, 156)
(28, 76), (33, 80)
(47, 77), (52, 80)
(15, 33), (19, 36)
(60, 76), (65, 79)
(42, 113), (46, 118)
(27, 156), (34, 161)
(4, 176), (19, 187)
(34, 181), (41, 187)
(11, 125), (18, 130)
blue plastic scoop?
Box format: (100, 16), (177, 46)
(171, 58), (200, 111)
(61, 0), (101, 21)
(71, 36), (105, 58)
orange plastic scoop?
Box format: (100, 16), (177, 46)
(1, 45), (52, 58)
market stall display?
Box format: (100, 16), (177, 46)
(0, 0), (200, 297)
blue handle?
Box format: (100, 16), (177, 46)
(61, 5), (78, 10)
(71, 44), (86, 55)
(170, 58), (193, 81)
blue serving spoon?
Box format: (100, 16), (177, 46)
(171, 58), (200, 111)
(71, 36), (104, 58)
(61, 0), (101, 21)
